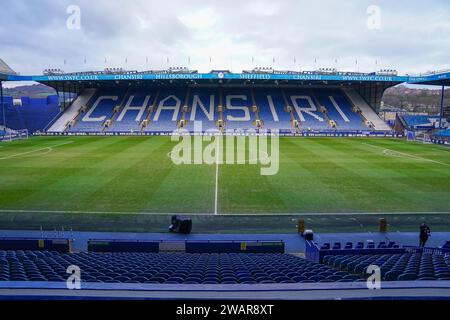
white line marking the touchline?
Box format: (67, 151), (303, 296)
(0, 141), (74, 160)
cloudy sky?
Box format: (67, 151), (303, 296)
(1, 0), (450, 76)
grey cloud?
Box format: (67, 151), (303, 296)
(0, 0), (449, 75)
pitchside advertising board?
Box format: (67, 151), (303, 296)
(35, 131), (398, 137)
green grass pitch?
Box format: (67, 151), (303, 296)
(0, 136), (449, 232)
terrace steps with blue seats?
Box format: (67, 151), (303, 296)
(284, 88), (329, 131)
(0, 251), (363, 284)
(107, 89), (152, 133)
(104, 89), (132, 132)
(309, 240), (450, 281)
(249, 88), (263, 128)
(342, 88), (391, 131)
(434, 129), (450, 138)
(144, 88), (185, 133)
(222, 87), (257, 132)
(177, 87), (191, 129)
(68, 90), (122, 132)
(51, 87), (390, 133)
(322, 252), (450, 281)
(307, 89), (334, 129)
(183, 87), (219, 132)
(49, 89), (97, 133)
(1, 96), (59, 133)
(322, 88), (368, 131)
(400, 115), (439, 130)
(254, 88), (295, 131)
(140, 88), (161, 132)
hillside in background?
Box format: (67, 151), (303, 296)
(3, 83), (56, 98)
(382, 85), (450, 114)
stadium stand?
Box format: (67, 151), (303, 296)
(56, 87), (389, 133)
(306, 239), (450, 282)
(0, 58), (16, 75)
(0, 95), (59, 133)
(434, 129), (450, 138)
(342, 88), (392, 131)
(48, 89), (96, 133)
(254, 88), (294, 131)
(322, 252), (450, 281)
(401, 115), (439, 130)
(0, 251), (363, 284)
(144, 88), (185, 133)
(285, 88), (329, 131)
(222, 87), (256, 132)
(183, 87), (219, 131)
(69, 90), (124, 132)
(108, 89), (153, 132)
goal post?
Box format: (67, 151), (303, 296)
(0, 129), (29, 142)
(16, 129), (29, 140)
(408, 131), (432, 144)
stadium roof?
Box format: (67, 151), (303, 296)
(407, 71), (450, 86)
(2, 68), (450, 87)
(0, 58), (17, 76)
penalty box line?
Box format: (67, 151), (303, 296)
(362, 142), (450, 167)
(0, 141), (74, 161)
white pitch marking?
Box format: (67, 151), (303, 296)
(214, 137), (220, 215)
(0, 141), (74, 160)
(362, 142), (450, 167)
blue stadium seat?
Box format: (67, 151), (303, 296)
(0, 250), (368, 285)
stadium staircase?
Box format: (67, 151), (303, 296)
(309, 89), (336, 130)
(104, 89), (131, 132)
(281, 89), (301, 132)
(342, 88), (391, 131)
(178, 88), (191, 129)
(250, 88), (263, 129)
(216, 87), (226, 132)
(48, 89), (97, 133)
(140, 88), (160, 132)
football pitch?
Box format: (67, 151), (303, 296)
(0, 136), (449, 233)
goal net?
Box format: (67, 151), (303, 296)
(410, 131), (432, 144)
(0, 129), (29, 142)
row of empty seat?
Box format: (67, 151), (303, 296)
(401, 114), (439, 130)
(66, 87), (375, 133)
(434, 129), (450, 138)
(322, 252), (450, 281)
(320, 241), (400, 250)
(0, 250), (363, 284)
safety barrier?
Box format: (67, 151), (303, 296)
(87, 239), (285, 254)
(0, 237), (72, 253)
(306, 240), (406, 263)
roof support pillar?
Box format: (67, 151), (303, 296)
(0, 80), (5, 128)
(439, 85), (445, 129)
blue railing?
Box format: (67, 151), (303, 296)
(88, 239), (285, 254)
(305, 240), (407, 263)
